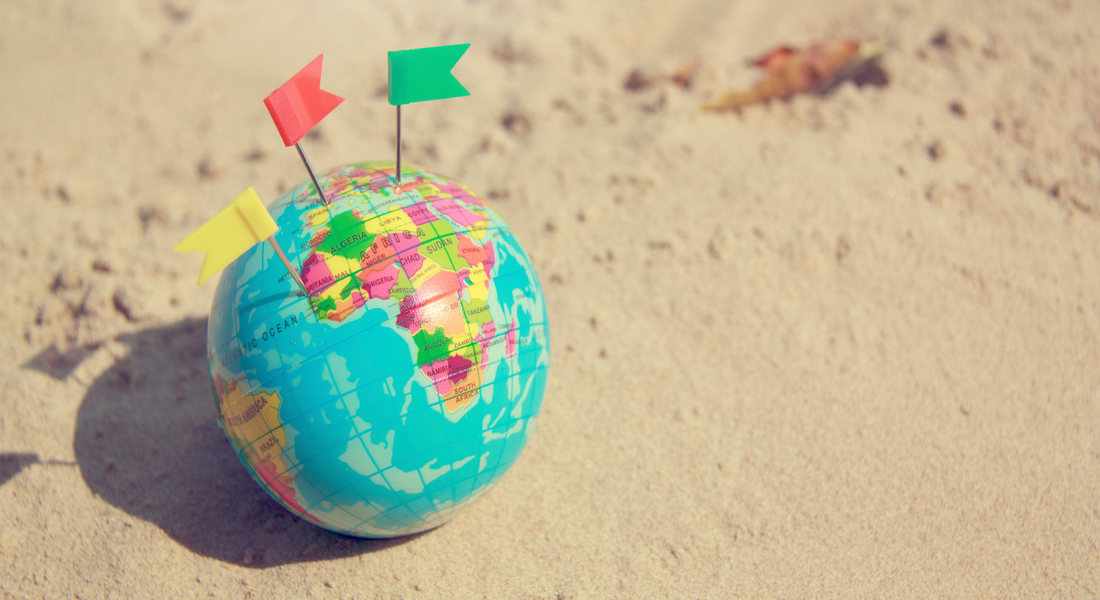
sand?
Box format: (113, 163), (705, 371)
(2, 0), (1098, 597)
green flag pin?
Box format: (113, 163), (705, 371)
(387, 43), (471, 183)
(388, 43), (471, 105)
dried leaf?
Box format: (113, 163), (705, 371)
(704, 40), (884, 112)
(748, 45), (796, 71)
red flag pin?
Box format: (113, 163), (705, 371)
(264, 54), (344, 205)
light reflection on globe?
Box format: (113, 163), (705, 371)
(207, 161), (550, 538)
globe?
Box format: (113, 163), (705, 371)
(206, 161), (550, 538)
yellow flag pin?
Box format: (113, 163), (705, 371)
(175, 188), (307, 295)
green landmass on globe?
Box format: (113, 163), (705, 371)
(207, 161), (550, 538)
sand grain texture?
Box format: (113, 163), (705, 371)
(1, 0), (1098, 598)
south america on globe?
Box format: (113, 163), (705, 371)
(207, 161), (550, 538)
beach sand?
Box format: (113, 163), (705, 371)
(1, 0), (1098, 597)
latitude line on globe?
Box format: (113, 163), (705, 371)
(263, 354), (549, 483)
(305, 231), (514, 312)
(230, 314), (408, 395)
(345, 174), (385, 219)
(216, 259), (536, 381)
(296, 202), (443, 303)
(299, 217), (450, 298)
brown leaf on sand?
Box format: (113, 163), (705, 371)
(703, 40), (885, 112)
(748, 45), (797, 70)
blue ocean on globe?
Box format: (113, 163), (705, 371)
(206, 161), (550, 538)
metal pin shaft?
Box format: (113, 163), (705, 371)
(266, 235), (309, 297)
(395, 104), (402, 185)
(295, 142), (328, 205)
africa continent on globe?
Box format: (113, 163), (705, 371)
(207, 161), (550, 538)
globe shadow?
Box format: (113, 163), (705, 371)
(72, 317), (419, 567)
(0, 452), (43, 487)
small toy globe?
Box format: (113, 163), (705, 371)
(207, 161), (550, 538)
